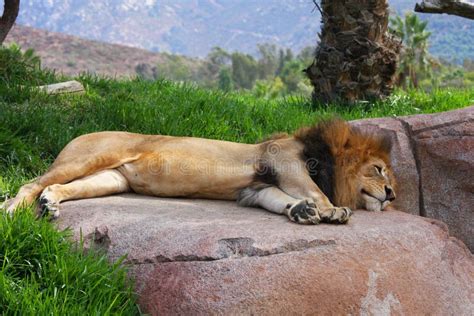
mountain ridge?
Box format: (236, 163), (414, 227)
(4, 24), (198, 77)
(15, 0), (473, 61)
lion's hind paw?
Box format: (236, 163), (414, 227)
(39, 195), (61, 220)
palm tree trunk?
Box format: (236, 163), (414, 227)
(305, 0), (401, 104)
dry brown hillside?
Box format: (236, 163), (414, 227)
(4, 24), (174, 77)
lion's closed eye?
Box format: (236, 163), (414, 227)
(374, 165), (382, 174)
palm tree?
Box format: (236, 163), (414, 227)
(390, 13), (432, 88)
(305, 0), (401, 104)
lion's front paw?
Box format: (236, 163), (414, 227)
(286, 200), (321, 225)
(319, 207), (352, 224)
(4, 199), (29, 216)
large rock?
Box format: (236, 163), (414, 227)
(401, 106), (474, 251)
(58, 194), (474, 315)
(352, 106), (474, 251)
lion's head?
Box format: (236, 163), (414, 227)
(297, 119), (396, 212)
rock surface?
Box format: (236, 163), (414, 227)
(403, 106), (474, 252)
(58, 194), (474, 315)
(352, 105), (474, 250)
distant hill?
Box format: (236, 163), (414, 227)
(14, 0), (474, 62)
(15, 0), (318, 57)
(5, 24), (200, 77)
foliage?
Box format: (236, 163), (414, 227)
(136, 52), (200, 83)
(410, 14), (474, 63)
(135, 43), (315, 98)
(0, 44), (62, 84)
(134, 16), (473, 99)
(252, 77), (285, 99)
(390, 14), (474, 91)
(0, 50), (140, 315)
(231, 52), (259, 89)
(256, 43), (279, 80)
(154, 53), (194, 82)
(280, 59), (305, 93)
(0, 44), (59, 102)
(218, 67), (233, 92)
(0, 208), (140, 315)
(390, 13), (433, 88)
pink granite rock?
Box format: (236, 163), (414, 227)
(351, 106), (474, 250)
(400, 106), (474, 251)
(58, 195), (474, 315)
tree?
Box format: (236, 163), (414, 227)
(297, 46), (315, 66)
(415, 0), (474, 20)
(252, 77), (285, 99)
(231, 52), (258, 90)
(390, 13), (432, 88)
(305, 0), (401, 104)
(206, 47), (231, 76)
(0, 0), (20, 44)
(154, 53), (193, 82)
(256, 43), (278, 80)
(280, 59), (305, 93)
(276, 48), (294, 76)
(218, 67), (233, 92)
(135, 63), (156, 80)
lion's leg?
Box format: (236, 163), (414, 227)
(5, 180), (44, 213)
(6, 153), (141, 214)
(5, 132), (145, 214)
(39, 169), (130, 218)
(278, 172), (352, 224)
(6, 160), (112, 214)
(238, 186), (321, 224)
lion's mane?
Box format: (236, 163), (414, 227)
(295, 119), (394, 209)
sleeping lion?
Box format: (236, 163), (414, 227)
(6, 119), (396, 224)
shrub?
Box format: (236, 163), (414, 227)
(0, 44), (58, 102)
(0, 44), (56, 85)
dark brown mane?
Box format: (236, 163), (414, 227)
(294, 121), (337, 203)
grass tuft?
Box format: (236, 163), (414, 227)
(0, 207), (140, 315)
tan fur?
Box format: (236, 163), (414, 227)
(6, 120), (396, 224)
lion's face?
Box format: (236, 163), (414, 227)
(300, 119), (397, 212)
(356, 158), (396, 212)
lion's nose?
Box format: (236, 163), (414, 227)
(385, 186), (395, 201)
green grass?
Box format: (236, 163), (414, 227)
(0, 208), (140, 315)
(1, 50), (473, 314)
